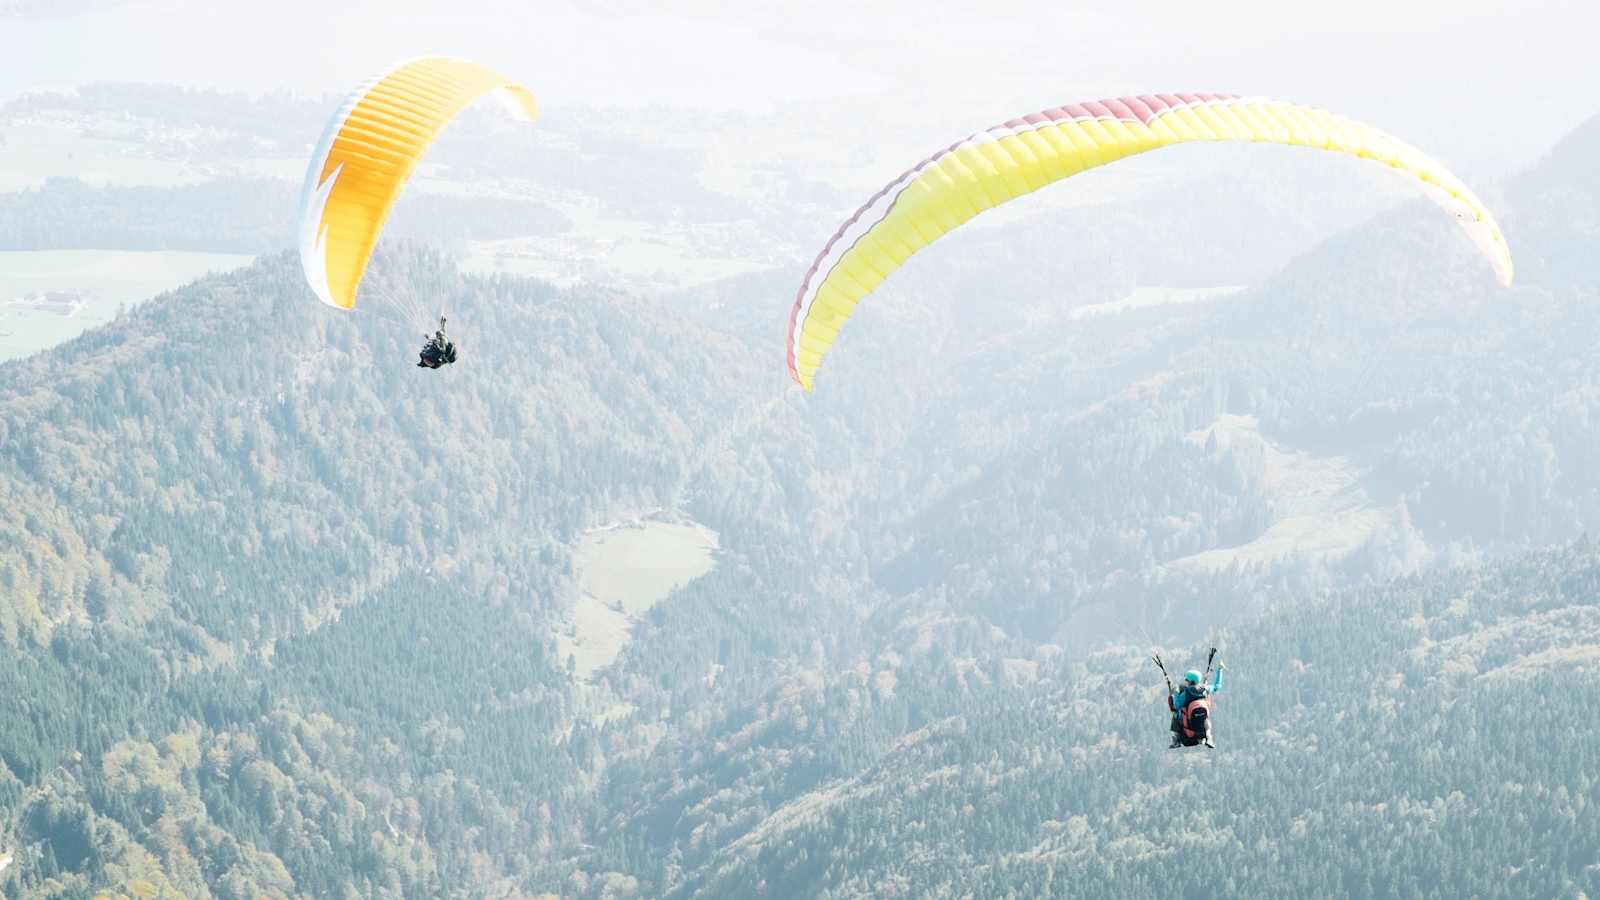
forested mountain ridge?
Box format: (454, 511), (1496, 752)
(601, 540), (1600, 899)
(0, 248), (756, 647)
(0, 90), (1597, 896)
(0, 247), (821, 897)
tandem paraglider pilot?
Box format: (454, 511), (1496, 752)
(418, 316), (457, 369)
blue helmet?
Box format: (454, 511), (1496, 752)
(1184, 670), (1202, 685)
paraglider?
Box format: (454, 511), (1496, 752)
(297, 56), (538, 363)
(417, 316), (457, 369)
(785, 93), (1515, 392)
(1155, 649), (1225, 748)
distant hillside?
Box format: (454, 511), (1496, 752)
(0, 85), (757, 265)
(1505, 108), (1600, 286)
(0, 176), (571, 253)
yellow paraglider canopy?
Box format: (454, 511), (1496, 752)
(298, 56), (538, 311)
(786, 93), (1514, 392)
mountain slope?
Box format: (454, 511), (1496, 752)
(0, 248), (806, 896)
(601, 540), (1600, 899)
(2, 95), (1599, 899)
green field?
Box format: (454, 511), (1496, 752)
(0, 249), (254, 360)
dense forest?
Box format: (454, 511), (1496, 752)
(602, 540), (1600, 899)
(0, 85), (1596, 897)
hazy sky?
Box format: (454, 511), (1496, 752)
(5, 0), (1598, 171)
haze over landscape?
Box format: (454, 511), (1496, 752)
(0, 1), (1598, 897)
